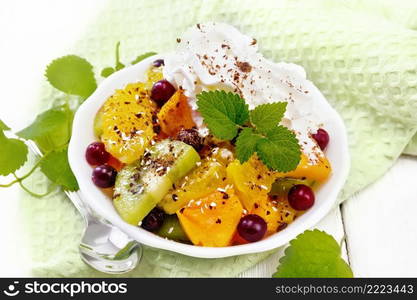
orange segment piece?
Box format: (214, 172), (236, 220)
(250, 196), (297, 237)
(226, 156), (277, 210)
(101, 82), (156, 164)
(157, 90), (196, 137)
(176, 189), (243, 247)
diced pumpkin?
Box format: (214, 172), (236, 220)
(157, 90), (196, 137)
(250, 196), (297, 236)
(158, 157), (228, 214)
(277, 154), (332, 183)
(100, 82), (156, 164)
(176, 189), (243, 247)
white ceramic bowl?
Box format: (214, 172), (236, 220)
(68, 54), (350, 258)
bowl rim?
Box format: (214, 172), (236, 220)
(68, 54), (350, 258)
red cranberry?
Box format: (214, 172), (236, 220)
(152, 59), (164, 67)
(237, 214), (267, 242)
(92, 165), (117, 188)
(85, 142), (110, 165)
(312, 128), (329, 150)
(150, 79), (176, 106)
(141, 208), (165, 232)
(288, 184), (315, 211)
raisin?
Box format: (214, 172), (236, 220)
(176, 128), (204, 151)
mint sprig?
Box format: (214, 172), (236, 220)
(196, 90), (249, 140)
(235, 128), (262, 163)
(101, 41), (157, 78)
(273, 230), (353, 278)
(131, 51), (157, 65)
(2, 43), (158, 197)
(196, 90), (301, 172)
(17, 106), (73, 153)
(250, 102), (287, 134)
(0, 120), (10, 131)
(0, 128), (28, 176)
(40, 147), (79, 191)
(256, 126), (301, 172)
(0, 54), (95, 194)
(101, 41), (125, 78)
(40, 45), (157, 191)
(45, 55), (97, 99)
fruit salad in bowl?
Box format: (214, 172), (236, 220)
(68, 23), (349, 258)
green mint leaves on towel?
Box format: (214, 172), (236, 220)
(0, 54), (98, 194)
(1, 45), (158, 196)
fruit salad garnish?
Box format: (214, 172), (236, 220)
(86, 23), (333, 247)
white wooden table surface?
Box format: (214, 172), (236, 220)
(1, 0), (416, 277)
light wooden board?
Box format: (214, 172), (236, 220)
(342, 156), (417, 277)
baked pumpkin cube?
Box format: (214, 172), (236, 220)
(176, 189), (243, 247)
(279, 153), (332, 182)
(157, 90), (196, 137)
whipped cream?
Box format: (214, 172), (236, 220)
(163, 23), (324, 163)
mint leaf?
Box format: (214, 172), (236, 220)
(0, 131), (28, 176)
(45, 55), (97, 98)
(102, 42), (157, 77)
(116, 62), (125, 71)
(114, 41), (125, 71)
(235, 128), (262, 163)
(250, 102), (287, 134)
(196, 90), (249, 140)
(256, 126), (301, 172)
(131, 52), (157, 65)
(0, 119), (10, 131)
(196, 90), (301, 172)
(101, 67), (115, 78)
(273, 230), (353, 278)
(40, 147), (78, 191)
(17, 106), (73, 153)
(101, 48), (156, 77)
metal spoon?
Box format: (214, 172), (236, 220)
(29, 142), (141, 274)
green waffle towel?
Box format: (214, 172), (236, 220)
(20, 0), (417, 277)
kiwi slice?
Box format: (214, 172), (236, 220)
(269, 177), (316, 197)
(93, 107), (104, 138)
(156, 215), (190, 242)
(113, 140), (200, 225)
